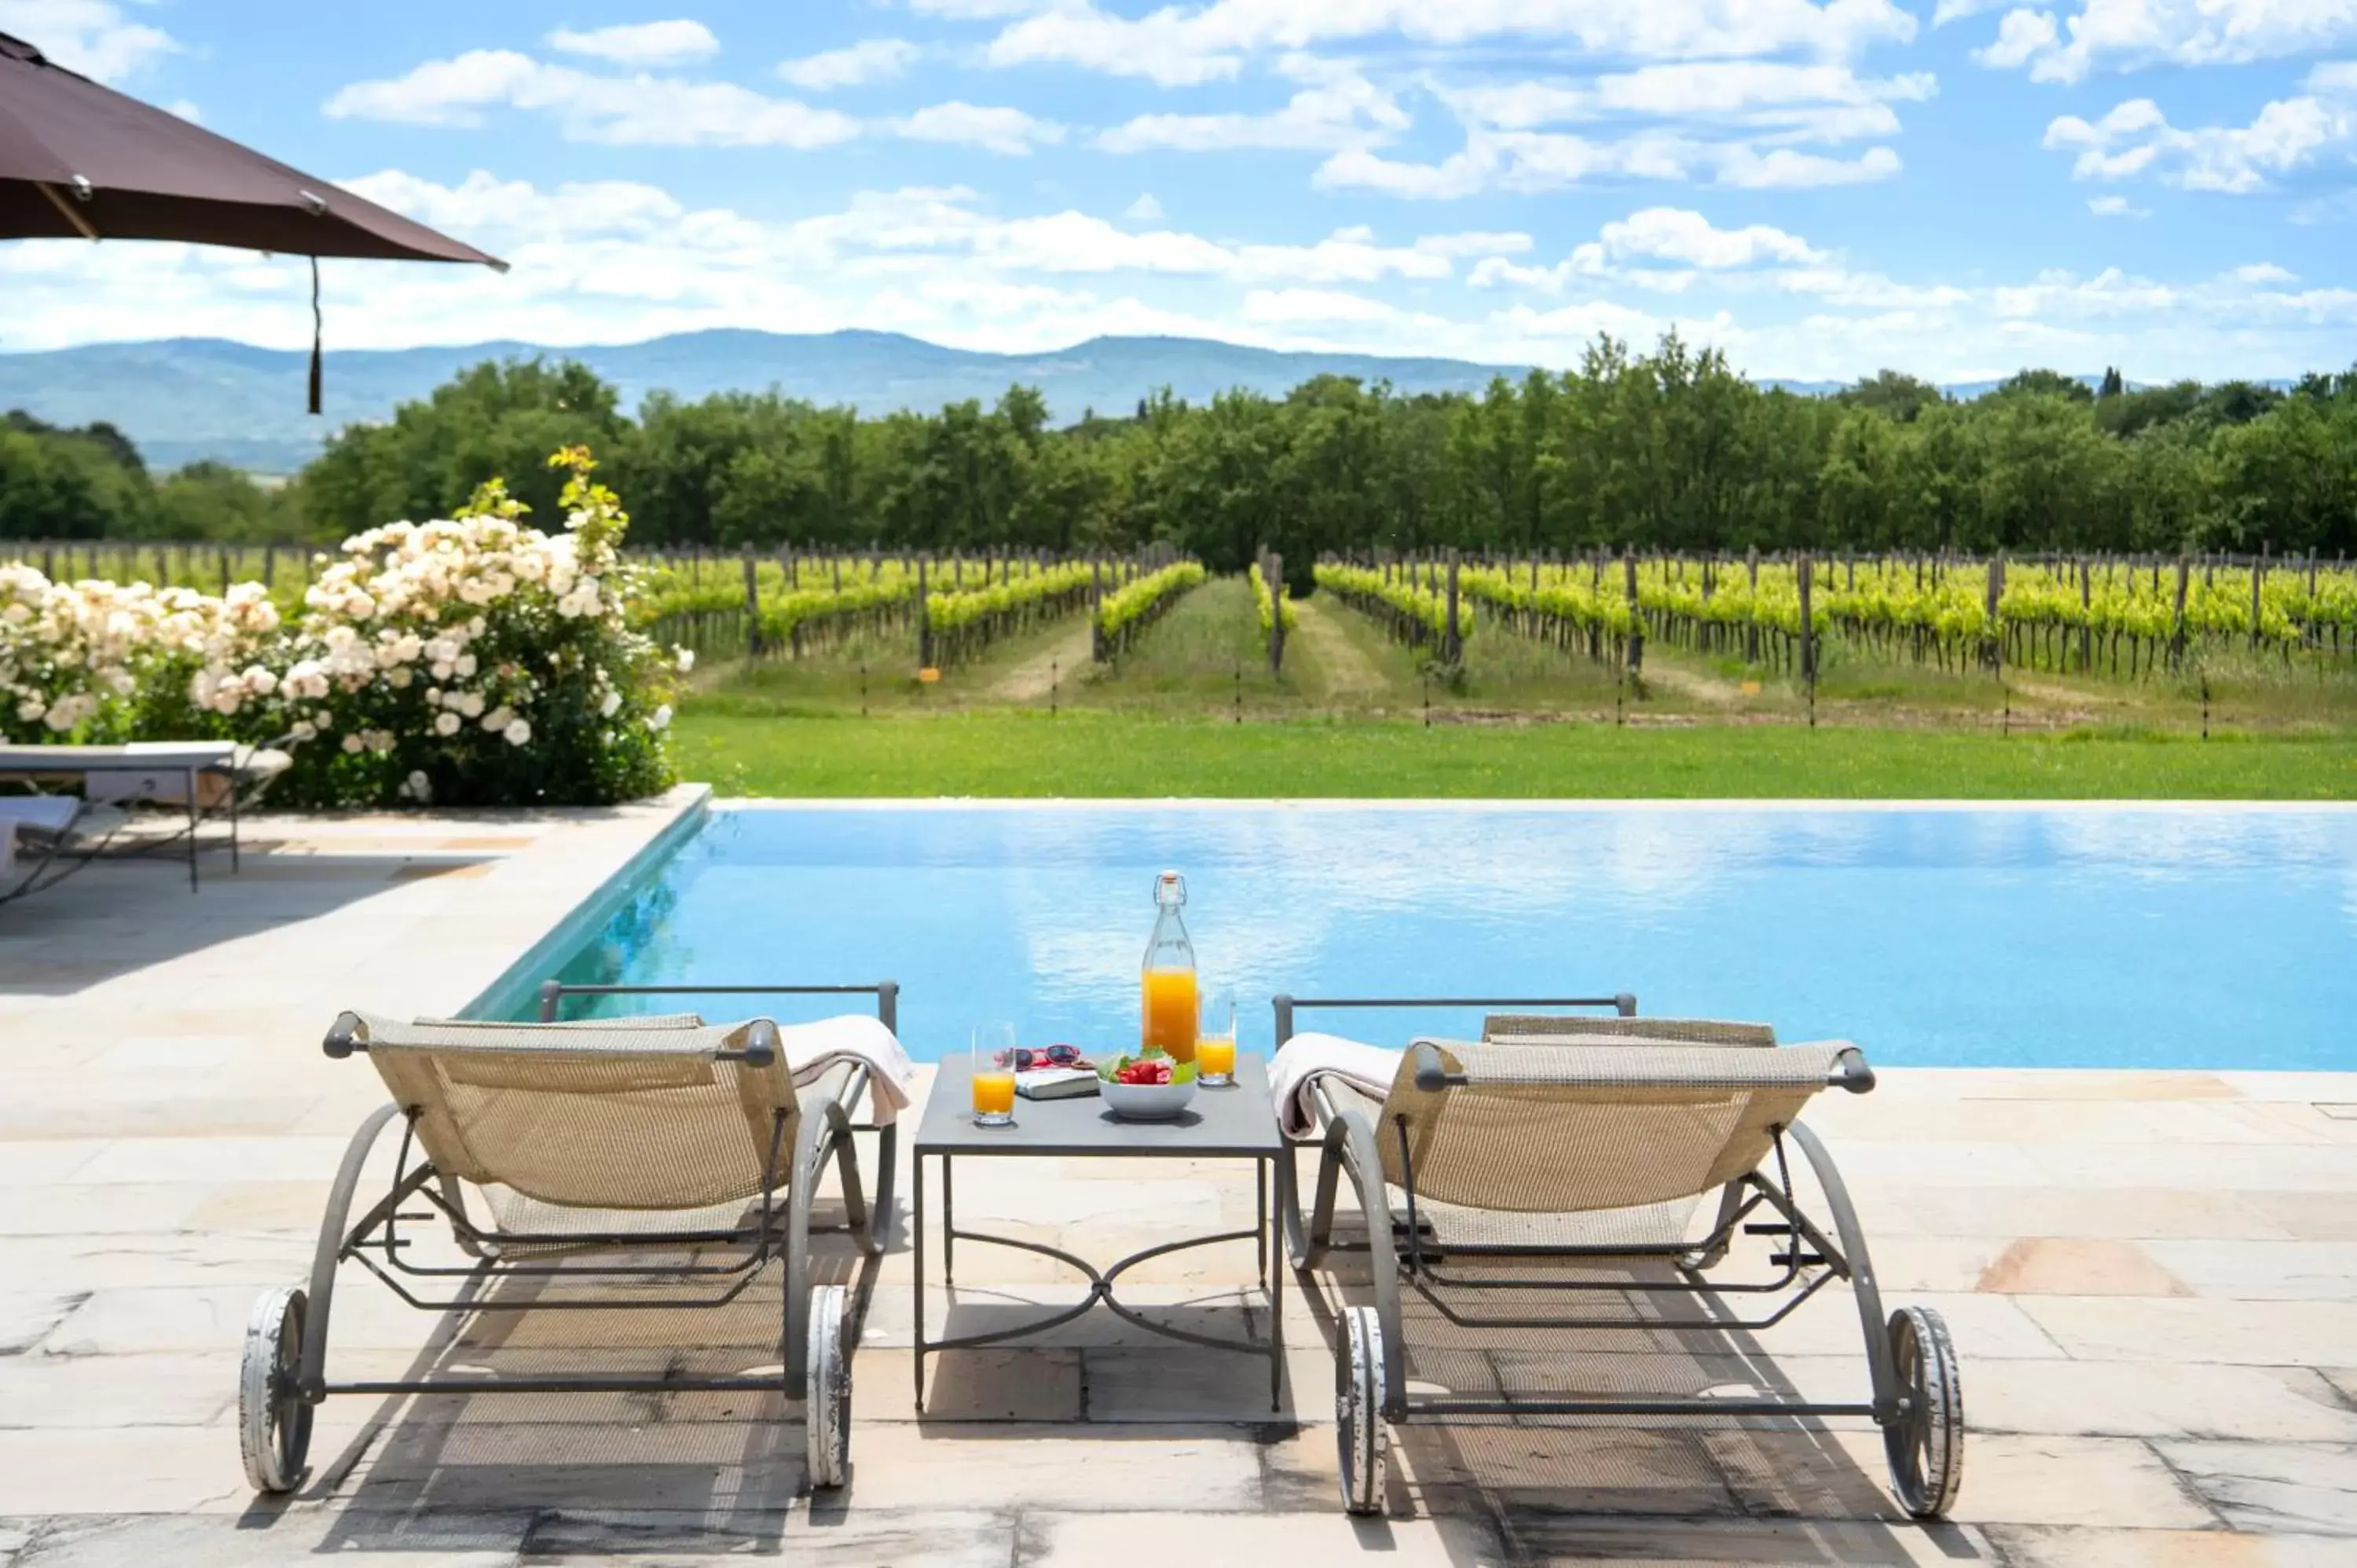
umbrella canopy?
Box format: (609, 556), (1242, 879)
(0, 30), (505, 412)
(0, 31), (504, 266)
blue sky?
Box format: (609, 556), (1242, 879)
(3, 0), (2354, 382)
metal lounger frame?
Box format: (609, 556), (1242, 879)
(1271, 992), (1907, 1430)
(292, 980), (900, 1409)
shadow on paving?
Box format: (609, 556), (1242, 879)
(223, 1198), (882, 1556)
(1293, 1243), (1991, 1568)
(0, 849), (493, 996)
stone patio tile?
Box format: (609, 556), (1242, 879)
(839, 1423), (1266, 1512)
(1967, 1362), (2357, 1445)
(0, 1235), (302, 1294)
(519, 1508), (1017, 1566)
(1989, 1525), (2356, 1566)
(1855, 1186), (2295, 1243)
(867, 1284), (1259, 1352)
(1872, 1070), (2237, 1102)
(322, 1420), (807, 1515)
(2155, 1442), (2357, 1537)
(2016, 1298), (2357, 1366)
(1744, 1430), (2215, 1530)
(2219, 1073), (2357, 1105)
(0, 1354), (240, 1430)
(4, 1509), (529, 1566)
(0, 1430), (246, 1516)
(874, 1346), (1084, 1422)
(61, 1137), (361, 1186)
(1027, 1510), (1492, 1567)
(0, 1293), (90, 1356)
(1383, 1423), (1747, 1519)
(2029, 1145), (2357, 1195)
(0, 1143), (104, 1185)
(2237, 1194), (2357, 1244)
(2141, 1242), (2357, 1302)
(1491, 1513), (1992, 1566)
(1974, 1238), (2193, 1296)
(1082, 1346), (1292, 1422)
(0, 1091), (325, 1142)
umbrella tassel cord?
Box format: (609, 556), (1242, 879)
(308, 255), (323, 416)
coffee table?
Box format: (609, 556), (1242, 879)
(911, 1053), (1289, 1414)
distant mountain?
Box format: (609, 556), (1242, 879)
(0, 330), (1538, 475)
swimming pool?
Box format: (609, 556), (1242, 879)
(507, 803), (2357, 1072)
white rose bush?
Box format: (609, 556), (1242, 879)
(0, 448), (680, 808)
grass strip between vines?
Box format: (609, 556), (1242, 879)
(675, 709), (2357, 800)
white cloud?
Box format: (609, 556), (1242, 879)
(1123, 193), (1167, 222)
(1931, 0), (2011, 21)
(1589, 207), (1827, 269)
(982, 0), (1919, 87)
(778, 38), (922, 90)
(0, 0), (175, 81)
(2044, 87), (2354, 192)
(1446, 63), (1935, 130)
(2227, 262), (2297, 283)
(1973, 0), (2357, 83)
(1715, 144), (1903, 186)
(890, 101), (1063, 155)
(544, 20), (719, 68)
(1099, 62), (1409, 152)
(322, 51), (862, 148)
(2087, 192), (2148, 216)
(1318, 127), (1902, 197)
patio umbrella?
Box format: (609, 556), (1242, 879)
(0, 30), (507, 412)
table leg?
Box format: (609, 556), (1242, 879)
(1270, 1151), (1289, 1412)
(184, 769), (199, 892)
(228, 767), (240, 875)
(944, 1154), (955, 1284)
(912, 1151), (927, 1416)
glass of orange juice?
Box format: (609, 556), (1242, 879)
(972, 1023), (1017, 1127)
(1197, 991), (1237, 1086)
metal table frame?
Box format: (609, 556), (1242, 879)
(0, 743), (246, 892)
(911, 1052), (1290, 1415)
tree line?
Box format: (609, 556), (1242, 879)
(5, 336), (2355, 580)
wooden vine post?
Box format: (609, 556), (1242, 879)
(1623, 550), (1643, 673)
(1267, 549), (1287, 674)
(916, 555), (933, 669)
(2171, 554), (2191, 666)
(740, 548), (762, 661)
(1798, 553), (1815, 684)
(1090, 557), (1106, 663)
(2252, 545), (2266, 651)
(1443, 549), (1462, 664)
(1983, 555), (2004, 674)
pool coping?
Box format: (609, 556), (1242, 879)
(713, 796), (2357, 812)
(460, 784), (715, 1021)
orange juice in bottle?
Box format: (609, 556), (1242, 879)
(1141, 870), (1199, 1064)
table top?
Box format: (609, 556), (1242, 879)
(917, 1053), (1284, 1158)
(0, 742), (239, 770)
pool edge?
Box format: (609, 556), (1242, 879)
(460, 785), (715, 1021)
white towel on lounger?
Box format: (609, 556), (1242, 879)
(780, 1013), (920, 1126)
(1269, 1032), (1403, 1140)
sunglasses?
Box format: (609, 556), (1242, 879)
(994, 1044), (1091, 1070)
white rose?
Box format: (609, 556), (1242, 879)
(503, 718), (532, 746)
(599, 689), (622, 718)
(649, 704), (673, 732)
(16, 698), (45, 721)
(389, 667), (413, 689)
(291, 720), (317, 742)
(482, 705), (515, 734)
(675, 647), (696, 672)
(458, 692), (486, 719)
(341, 733), (364, 754)
(455, 654), (478, 679)
(434, 712), (461, 737)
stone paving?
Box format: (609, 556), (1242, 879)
(2, 796), (2355, 1566)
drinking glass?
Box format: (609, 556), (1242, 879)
(1197, 991), (1237, 1087)
(972, 1022), (1018, 1127)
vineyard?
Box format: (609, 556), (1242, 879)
(1323, 550), (2357, 687)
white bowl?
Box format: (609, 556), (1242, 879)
(1099, 1076), (1199, 1120)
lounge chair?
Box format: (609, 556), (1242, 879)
(238, 981), (907, 1497)
(0, 793), (127, 904)
(1272, 993), (1962, 1521)
(0, 741), (289, 889)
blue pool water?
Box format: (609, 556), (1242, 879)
(519, 804), (2357, 1072)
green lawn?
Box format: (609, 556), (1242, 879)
(676, 708), (2357, 799)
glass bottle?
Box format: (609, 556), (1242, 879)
(1139, 870), (1199, 1063)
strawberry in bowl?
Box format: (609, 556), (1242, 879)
(1097, 1047), (1199, 1120)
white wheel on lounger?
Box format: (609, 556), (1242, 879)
(239, 1285), (313, 1493)
(1336, 1305), (1387, 1515)
(1885, 1305), (1963, 1519)
(805, 1285), (851, 1489)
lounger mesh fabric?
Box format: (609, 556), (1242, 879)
(1379, 1039), (1846, 1216)
(1484, 1016), (1776, 1048)
(345, 1013), (830, 1214)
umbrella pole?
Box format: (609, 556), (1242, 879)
(35, 182), (98, 240)
(308, 256), (323, 416)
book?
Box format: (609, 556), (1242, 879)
(1015, 1068), (1101, 1101)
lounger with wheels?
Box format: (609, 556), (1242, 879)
(1271, 994), (1962, 1523)
(238, 982), (906, 1498)
(0, 793), (127, 905)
